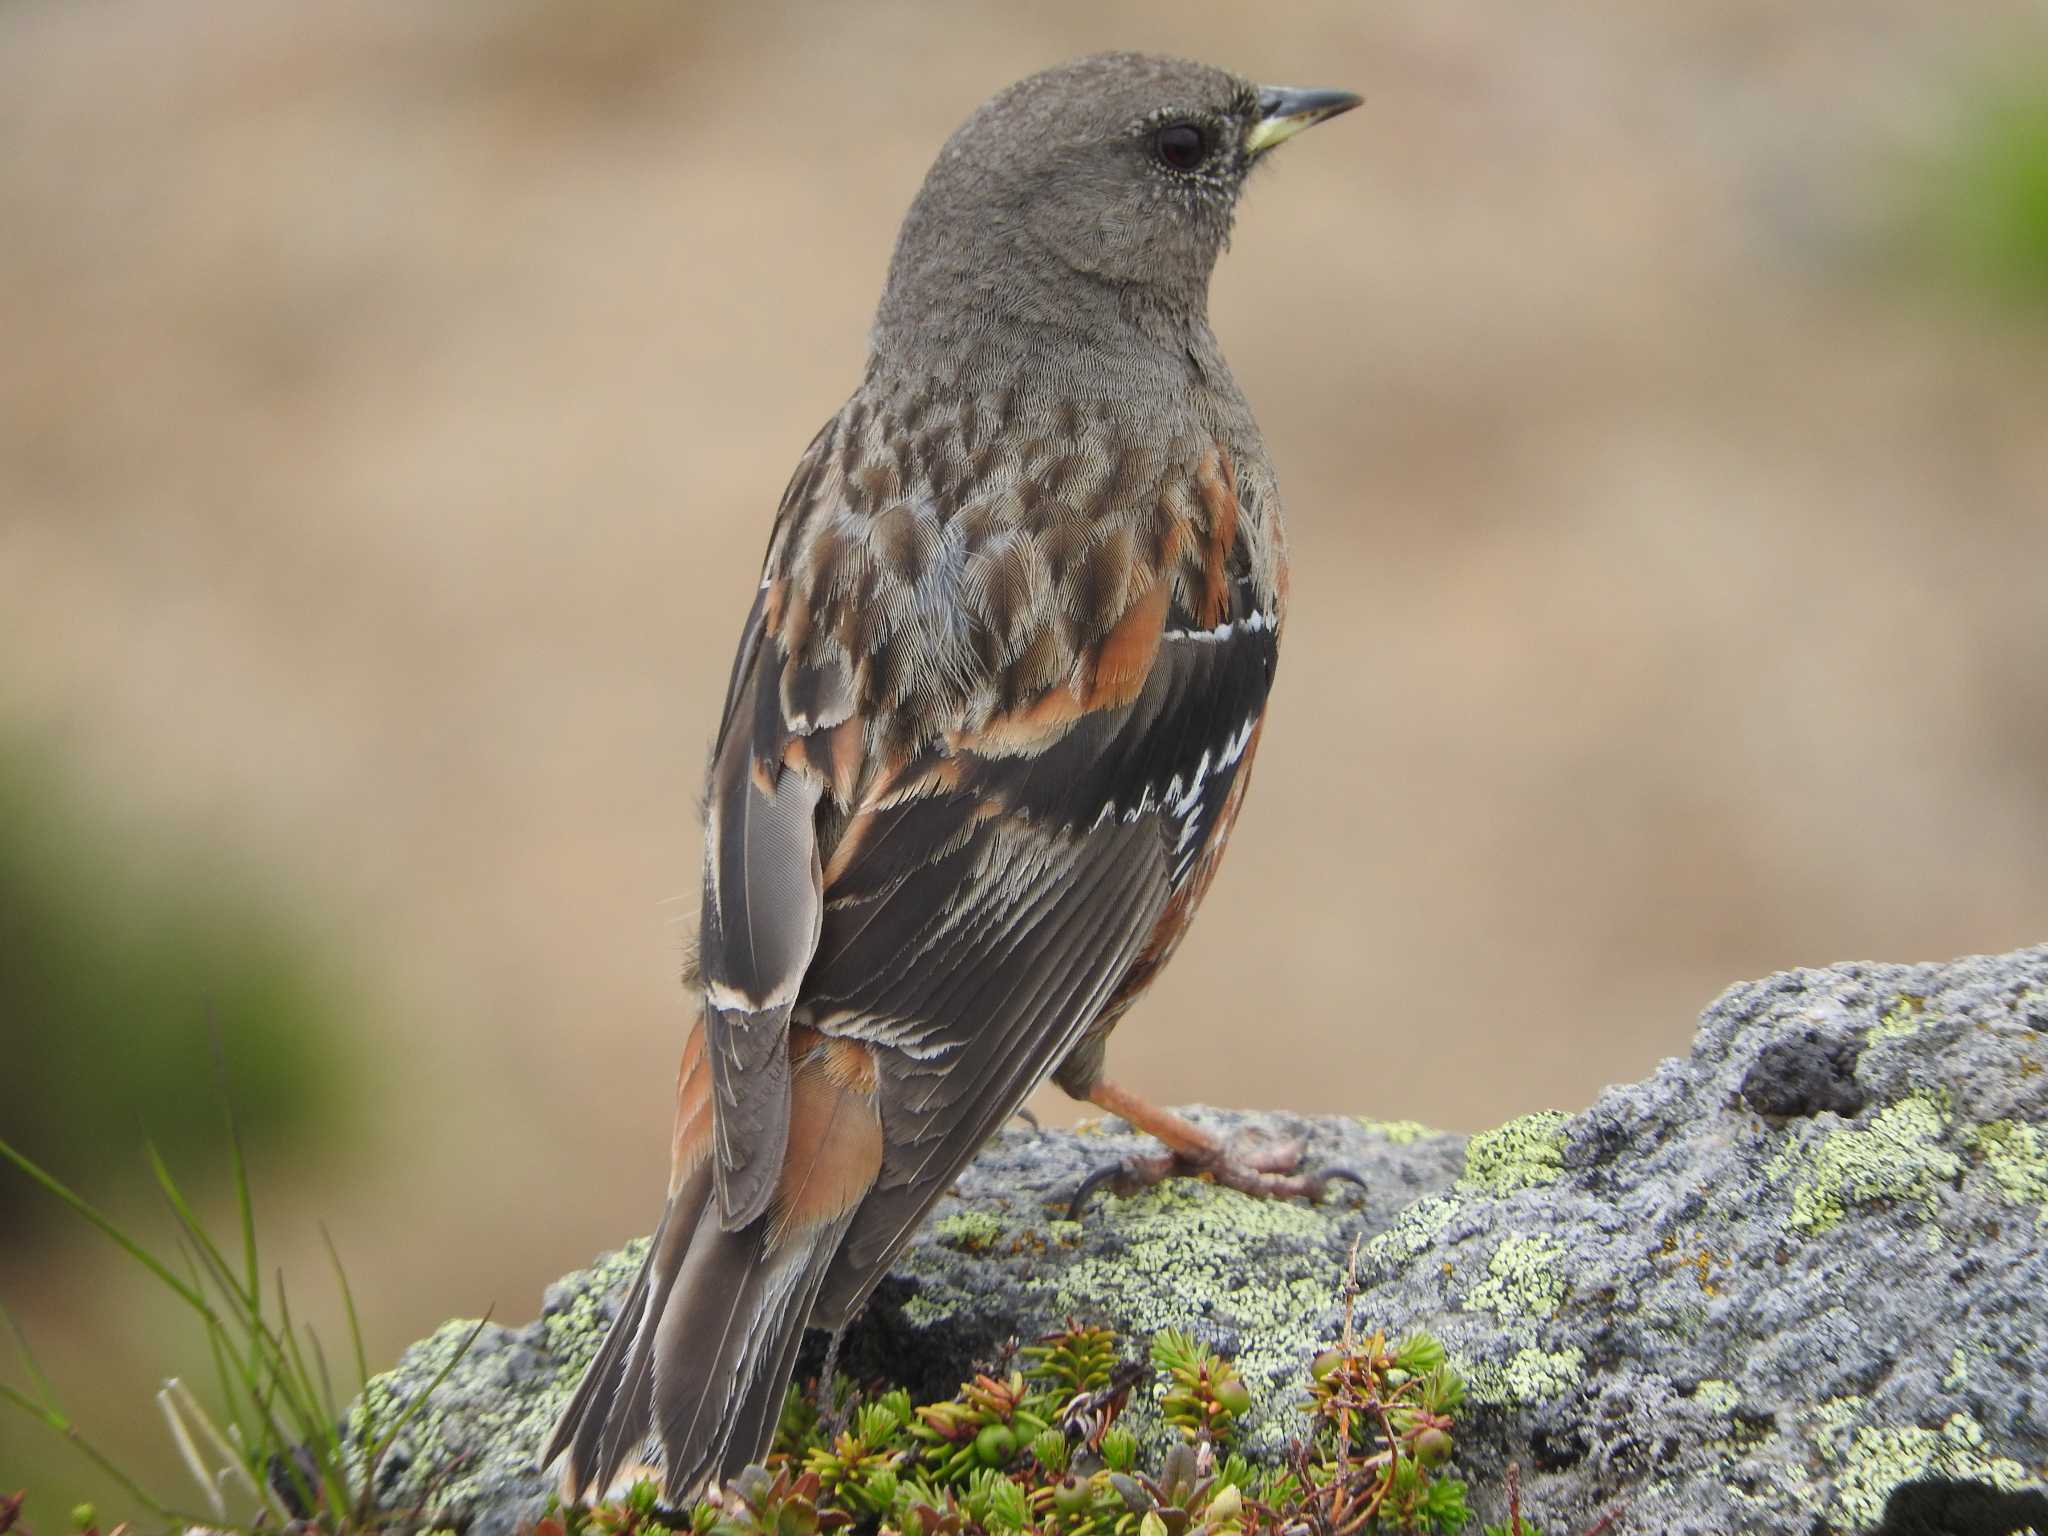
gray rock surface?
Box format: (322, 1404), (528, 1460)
(351, 945), (2048, 1535)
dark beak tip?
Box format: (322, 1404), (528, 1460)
(1255, 84), (1364, 124)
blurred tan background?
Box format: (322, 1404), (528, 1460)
(4, 0), (2046, 1515)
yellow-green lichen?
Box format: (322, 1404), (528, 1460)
(1037, 1180), (1343, 1449)
(539, 1239), (648, 1377)
(1868, 994), (1928, 1043)
(1694, 1378), (1741, 1414)
(1969, 1119), (2048, 1225)
(1765, 1092), (1961, 1234)
(1459, 1111), (1570, 1195)
(933, 1210), (1008, 1251)
(1461, 1344), (1584, 1406)
(1465, 1234), (1568, 1320)
(347, 1241), (648, 1518)
(1828, 1411), (2044, 1527)
(901, 1290), (967, 1327)
(1356, 1118), (1439, 1145)
(1943, 1342), (1980, 1391)
(1361, 1194), (1458, 1269)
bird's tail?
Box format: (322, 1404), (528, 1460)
(543, 1028), (882, 1504)
(542, 1166), (852, 1503)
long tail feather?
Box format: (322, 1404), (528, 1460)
(544, 1167), (709, 1501)
(650, 1209), (853, 1498)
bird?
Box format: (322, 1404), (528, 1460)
(544, 50), (1361, 1505)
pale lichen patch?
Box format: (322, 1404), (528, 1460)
(1355, 1118), (1439, 1145)
(1694, 1378), (1740, 1414)
(1827, 1411), (2043, 1527)
(1465, 1234), (1568, 1320)
(1969, 1119), (2048, 1226)
(932, 1209), (1008, 1250)
(1036, 1179), (1344, 1453)
(1360, 1194), (1458, 1269)
(1765, 1093), (1960, 1234)
(1461, 1344), (1584, 1405)
(1459, 1111), (1569, 1195)
(1868, 994), (1928, 1044)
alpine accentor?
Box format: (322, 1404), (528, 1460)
(546, 50), (1360, 1501)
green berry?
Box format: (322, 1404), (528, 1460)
(1052, 1475), (1093, 1518)
(974, 1423), (1018, 1466)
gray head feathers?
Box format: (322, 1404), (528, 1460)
(873, 53), (1350, 369)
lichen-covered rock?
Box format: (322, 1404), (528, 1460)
(351, 945), (2048, 1536)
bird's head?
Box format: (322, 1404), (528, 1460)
(877, 52), (1359, 349)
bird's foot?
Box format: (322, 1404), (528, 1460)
(1067, 1129), (1363, 1218)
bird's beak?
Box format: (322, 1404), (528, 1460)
(1244, 84), (1363, 158)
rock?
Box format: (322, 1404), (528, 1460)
(350, 945), (2048, 1536)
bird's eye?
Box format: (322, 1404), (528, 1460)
(1152, 122), (1210, 172)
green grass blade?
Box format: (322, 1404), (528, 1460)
(0, 1135), (209, 1313)
(309, 1324), (338, 1424)
(184, 1241), (267, 1488)
(151, 1148), (326, 1459)
(0, 1380), (209, 1529)
(147, 1142), (256, 1314)
(1, 1297), (59, 1410)
(322, 1223), (370, 1396)
(272, 1268), (325, 1431)
(213, 1026), (262, 1313)
(273, 1270), (351, 1519)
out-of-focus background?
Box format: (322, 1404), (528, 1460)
(3, 0), (2045, 1514)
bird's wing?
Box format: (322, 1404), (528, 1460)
(804, 566), (1278, 1319)
(699, 407), (1282, 1262)
(695, 424), (854, 1230)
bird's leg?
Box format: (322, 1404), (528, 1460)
(1068, 1080), (1364, 1218)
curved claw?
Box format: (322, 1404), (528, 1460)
(1066, 1162), (1131, 1221)
(1312, 1164), (1370, 1199)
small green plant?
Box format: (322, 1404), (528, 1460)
(0, 1095), (479, 1533)
(541, 1301), (1611, 1536)
(1149, 1332), (1250, 1444)
(1298, 1325), (1470, 1533)
(1017, 1323), (1117, 1400)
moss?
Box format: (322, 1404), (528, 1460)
(1460, 1345), (1584, 1406)
(1355, 1117), (1439, 1145)
(1828, 1412), (2043, 1527)
(932, 1210), (1008, 1251)
(1969, 1119), (2048, 1225)
(1035, 1180), (1344, 1453)
(1765, 1092), (1961, 1234)
(1464, 1234), (1567, 1320)
(1458, 1111), (1569, 1195)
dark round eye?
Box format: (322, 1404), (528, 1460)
(1152, 122), (1210, 172)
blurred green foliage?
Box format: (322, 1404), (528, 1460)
(1928, 77), (2048, 305)
(0, 741), (350, 1228)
